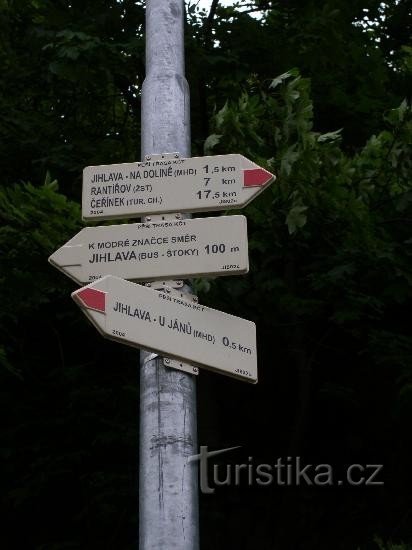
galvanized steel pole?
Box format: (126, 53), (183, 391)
(139, 1), (199, 549)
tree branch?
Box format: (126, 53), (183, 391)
(203, 0), (219, 48)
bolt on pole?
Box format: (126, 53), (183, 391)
(139, 1), (199, 550)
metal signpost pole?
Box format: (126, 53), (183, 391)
(139, 1), (199, 549)
(49, 1), (275, 545)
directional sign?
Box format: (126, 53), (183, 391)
(72, 275), (257, 383)
(49, 215), (248, 285)
(82, 153), (275, 221)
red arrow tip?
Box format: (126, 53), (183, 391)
(74, 288), (106, 313)
(243, 168), (273, 188)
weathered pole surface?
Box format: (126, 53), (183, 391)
(139, 1), (199, 549)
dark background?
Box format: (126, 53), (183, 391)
(1, 1), (412, 548)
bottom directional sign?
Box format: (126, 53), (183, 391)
(72, 275), (257, 383)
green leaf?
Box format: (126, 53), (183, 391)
(286, 205), (308, 234)
(280, 145), (300, 176)
(203, 134), (222, 154)
(269, 68), (300, 89)
(0, 346), (23, 379)
(317, 129), (343, 142)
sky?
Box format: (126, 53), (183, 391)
(194, 0), (235, 12)
(189, 0), (263, 19)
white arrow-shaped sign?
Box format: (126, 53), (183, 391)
(49, 215), (248, 284)
(82, 153), (275, 221)
(72, 276), (257, 383)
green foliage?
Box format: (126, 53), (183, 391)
(0, 176), (138, 549)
(198, 67), (412, 550)
(375, 538), (412, 550)
(0, 0), (145, 188)
(0, 176), (81, 376)
(0, 175), (81, 315)
(187, 0), (407, 152)
(204, 67), (412, 475)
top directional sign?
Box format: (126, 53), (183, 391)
(82, 153), (275, 221)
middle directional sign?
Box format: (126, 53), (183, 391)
(82, 153), (275, 221)
(49, 215), (248, 285)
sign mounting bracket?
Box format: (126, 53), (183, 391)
(140, 155), (198, 376)
(141, 152), (189, 290)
